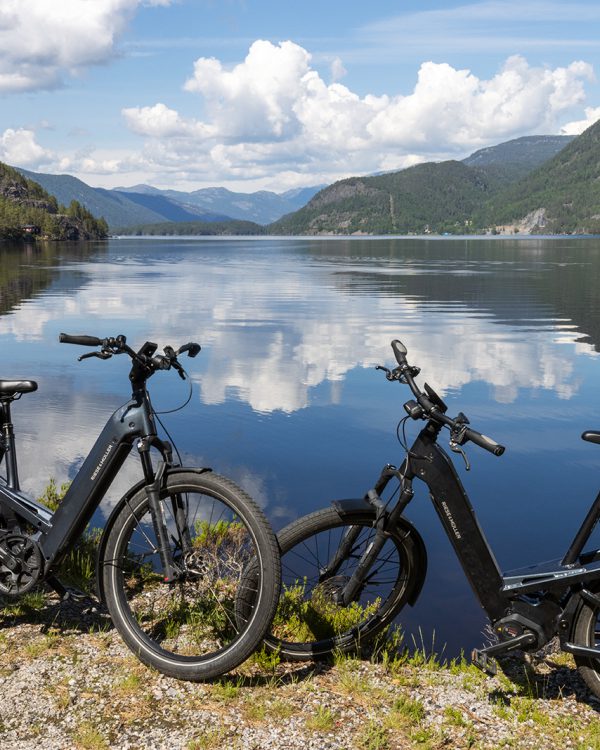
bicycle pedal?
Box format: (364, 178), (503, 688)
(471, 648), (498, 675)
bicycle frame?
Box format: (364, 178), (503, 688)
(0, 389), (168, 572)
(357, 418), (600, 660)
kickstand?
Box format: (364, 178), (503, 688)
(47, 575), (69, 599)
(47, 576), (98, 610)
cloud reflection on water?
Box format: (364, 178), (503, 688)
(0, 238), (597, 498)
(0, 245), (594, 413)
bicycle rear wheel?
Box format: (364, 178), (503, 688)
(257, 506), (421, 661)
(102, 471), (280, 681)
(573, 585), (600, 699)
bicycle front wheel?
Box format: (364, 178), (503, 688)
(264, 506), (421, 660)
(102, 471), (280, 681)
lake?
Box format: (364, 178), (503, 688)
(2, 235), (600, 656)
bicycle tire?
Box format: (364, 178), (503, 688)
(261, 506), (421, 661)
(572, 586), (600, 699)
(101, 471), (280, 681)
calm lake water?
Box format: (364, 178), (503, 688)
(2, 235), (600, 656)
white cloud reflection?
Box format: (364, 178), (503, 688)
(0, 246), (594, 420)
(1, 242), (597, 507)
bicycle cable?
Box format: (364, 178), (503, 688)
(152, 366), (193, 467)
(154, 367), (193, 415)
(396, 415), (411, 452)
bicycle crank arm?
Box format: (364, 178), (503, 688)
(562, 642), (600, 660)
(471, 631), (537, 675)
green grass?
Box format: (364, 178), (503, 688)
(305, 705), (336, 731)
(357, 720), (389, 750)
(271, 578), (381, 645)
(73, 721), (109, 750)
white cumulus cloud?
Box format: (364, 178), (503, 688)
(122, 102), (215, 139)
(115, 41), (595, 189)
(0, 128), (53, 168)
(0, 0), (174, 93)
(367, 56), (593, 150)
(8, 37), (595, 191)
(561, 106), (600, 135)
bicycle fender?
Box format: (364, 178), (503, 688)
(330, 498), (427, 607)
(95, 466), (212, 603)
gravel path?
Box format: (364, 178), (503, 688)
(0, 593), (599, 750)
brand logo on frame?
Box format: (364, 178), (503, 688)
(91, 443), (113, 481)
(441, 500), (462, 539)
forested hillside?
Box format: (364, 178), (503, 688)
(270, 161), (496, 235)
(268, 131), (589, 235)
(0, 163), (108, 241)
(475, 120), (600, 233)
(119, 218), (265, 235)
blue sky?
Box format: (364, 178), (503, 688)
(1, 0), (600, 192)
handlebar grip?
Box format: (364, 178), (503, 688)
(463, 427), (505, 456)
(391, 339), (408, 364)
(178, 342), (201, 358)
(59, 333), (104, 346)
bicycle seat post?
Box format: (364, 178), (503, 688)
(0, 398), (20, 491)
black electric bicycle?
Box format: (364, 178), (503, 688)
(0, 333), (280, 681)
(260, 339), (600, 699)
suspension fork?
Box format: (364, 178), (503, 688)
(171, 493), (193, 553)
(138, 439), (181, 583)
(323, 464), (415, 607)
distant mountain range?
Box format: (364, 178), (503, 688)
(270, 135), (575, 235)
(114, 184), (321, 226)
(13, 128), (600, 237)
(15, 169), (324, 229)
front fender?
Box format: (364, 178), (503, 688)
(331, 498), (427, 607)
(95, 466), (211, 603)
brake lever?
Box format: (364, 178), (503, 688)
(376, 365), (392, 378)
(78, 351), (112, 362)
(172, 360), (186, 380)
(449, 435), (470, 471)
(375, 365), (400, 381)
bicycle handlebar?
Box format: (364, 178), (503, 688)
(59, 333), (201, 386)
(383, 339), (505, 457)
(459, 426), (505, 456)
(59, 333), (104, 346)
(391, 339), (408, 364)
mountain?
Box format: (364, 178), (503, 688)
(463, 135), (574, 178)
(114, 184), (324, 225)
(270, 161), (494, 235)
(16, 169), (231, 229)
(12, 129), (584, 236)
(0, 162), (107, 241)
(16, 169), (169, 228)
(269, 134), (576, 236)
(476, 121), (600, 233)
(109, 190), (231, 223)
(16, 169), (322, 229)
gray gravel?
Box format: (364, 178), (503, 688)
(0, 594), (599, 749)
